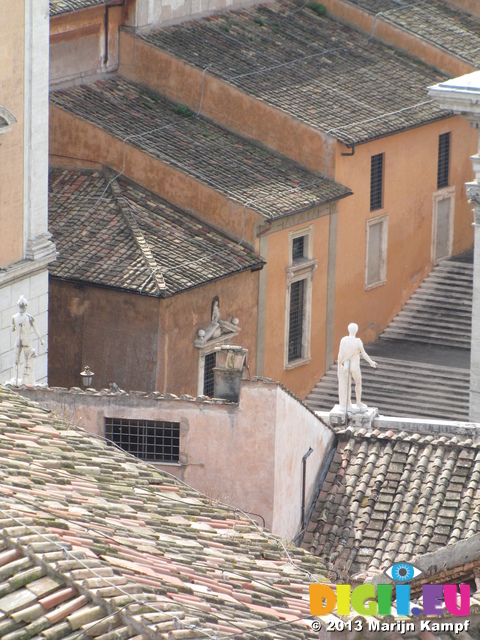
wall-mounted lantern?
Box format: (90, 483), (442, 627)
(80, 366), (95, 388)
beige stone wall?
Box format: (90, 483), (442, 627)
(16, 379), (335, 539)
(0, 0), (25, 267)
(0, 0), (53, 386)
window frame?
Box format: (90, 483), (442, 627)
(105, 417), (180, 464)
(365, 213), (389, 290)
(432, 187), (455, 263)
(284, 226), (316, 369)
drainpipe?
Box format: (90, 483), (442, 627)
(301, 447), (313, 529)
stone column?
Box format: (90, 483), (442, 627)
(428, 72), (480, 421)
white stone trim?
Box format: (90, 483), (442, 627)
(365, 213), (388, 290)
(431, 187), (455, 263)
(196, 333), (238, 396)
(288, 224), (313, 261)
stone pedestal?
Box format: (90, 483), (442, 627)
(329, 404), (378, 428)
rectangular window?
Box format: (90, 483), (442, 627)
(370, 153), (384, 211)
(288, 279), (306, 361)
(105, 418), (180, 462)
(366, 215), (388, 289)
(292, 235), (306, 262)
(203, 351), (216, 397)
(437, 132), (450, 189)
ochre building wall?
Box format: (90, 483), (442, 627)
(318, 0), (475, 77)
(118, 32), (334, 176)
(49, 106), (260, 245)
(49, 269), (259, 396)
(333, 116), (475, 350)
(261, 214), (332, 399)
(50, 5), (124, 86)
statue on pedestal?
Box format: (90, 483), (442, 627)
(11, 296), (44, 385)
(337, 323), (377, 413)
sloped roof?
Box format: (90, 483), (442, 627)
(50, 0), (110, 16)
(340, 0), (480, 68)
(303, 425), (480, 582)
(0, 384), (325, 639)
(135, 0), (450, 146)
(49, 169), (264, 296)
(51, 77), (352, 219)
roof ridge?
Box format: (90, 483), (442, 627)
(109, 178), (166, 294)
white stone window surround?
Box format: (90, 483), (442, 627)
(284, 226), (317, 369)
(365, 213), (389, 290)
(196, 333), (239, 396)
(431, 187), (455, 263)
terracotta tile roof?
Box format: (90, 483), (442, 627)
(136, 0), (450, 146)
(49, 169), (264, 296)
(51, 77), (352, 218)
(303, 425), (480, 582)
(0, 384), (326, 639)
(50, 0), (110, 16)
(339, 0), (480, 68)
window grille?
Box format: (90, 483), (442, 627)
(370, 154), (384, 211)
(105, 418), (179, 462)
(288, 279), (305, 361)
(203, 351), (216, 397)
(437, 132), (450, 189)
(292, 236), (306, 262)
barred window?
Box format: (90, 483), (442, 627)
(203, 351), (216, 397)
(370, 153), (384, 211)
(105, 418), (179, 462)
(292, 235), (306, 262)
(437, 132), (450, 189)
(288, 279), (306, 361)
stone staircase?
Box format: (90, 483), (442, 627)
(305, 259), (473, 420)
(380, 260), (472, 349)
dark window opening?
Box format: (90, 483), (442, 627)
(288, 279), (305, 361)
(105, 418), (180, 462)
(203, 351), (216, 397)
(437, 132), (450, 189)
(370, 154), (384, 211)
(292, 235), (306, 262)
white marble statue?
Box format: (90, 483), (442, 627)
(11, 296), (44, 385)
(337, 323), (377, 413)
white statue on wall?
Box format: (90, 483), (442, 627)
(11, 296), (44, 385)
(337, 323), (377, 413)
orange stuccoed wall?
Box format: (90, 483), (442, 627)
(49, 269), (259, 395)
(333, 116), (475, 350)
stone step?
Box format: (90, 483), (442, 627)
(321, 356), (471, 378)
(389, 311), (472, 334)
(379, 331), (470, 348)
(314, 371), (469, 393)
